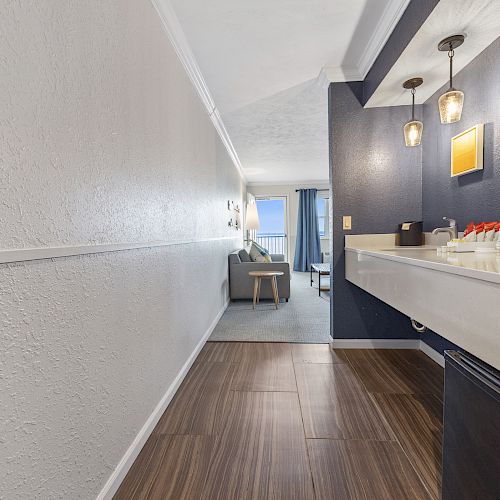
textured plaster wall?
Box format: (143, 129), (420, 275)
(329, 82), (422, 340)
(0, 1), (243, 498)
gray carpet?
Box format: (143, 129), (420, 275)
(210, 271), (331, 343)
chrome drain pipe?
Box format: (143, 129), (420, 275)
(411, 318), (427, 333)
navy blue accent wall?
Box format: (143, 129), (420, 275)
(420, 37), (500, 355)
(329, 82), (422, 340)
(329, 32), (499, 348)
(422, 331), (461, 355)
(422, 36), (500, 231)
(362, 0), (439, 105)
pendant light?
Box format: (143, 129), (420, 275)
(438, 34), (465, 124)
(403, 77), (423, 147)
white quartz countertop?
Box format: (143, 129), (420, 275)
(345, 244), (500, 284)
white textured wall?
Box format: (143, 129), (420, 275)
(0, 1), (244, 498)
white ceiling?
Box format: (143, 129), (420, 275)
(225, 78), (328, 184)
(169, 0), (409, 183)
(366, 0), (500, 108)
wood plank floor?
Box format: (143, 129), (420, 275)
(114, 343), (443, 500)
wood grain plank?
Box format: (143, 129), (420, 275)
(203, 391), (314, 499)
(295, 363), (393, 440)
(342, 349), (443, 398)
(196, 341), (243, 363)
(372, 393), (443, 499)
(114, 434), (216, 500)
(292, 343), (345, 364)
(231, 343), (297, 392)
(308, 439), (432, 500)
(116, 346), (444, 499)
(154, 361), (235, 436)
(341, 348), (440, 371)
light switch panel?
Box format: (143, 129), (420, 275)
(343, 216), (352, 230)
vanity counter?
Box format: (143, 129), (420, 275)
(344, 234), (500, 370)
(345, 246), (500, 285)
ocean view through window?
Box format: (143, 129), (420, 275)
(255, 198), (287, 256)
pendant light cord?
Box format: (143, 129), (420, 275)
(411, 87), (416, 120)
(448, 45), (454, 89)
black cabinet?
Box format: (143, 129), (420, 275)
(442, 351), (500, 499)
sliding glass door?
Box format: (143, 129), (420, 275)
(255, 196), (288, 260)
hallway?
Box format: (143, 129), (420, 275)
(3, 2), (500, 497)
(115, 343), (443, 499)
(209, 272), (330, 343)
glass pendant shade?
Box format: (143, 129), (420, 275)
(402, 77), (423, 147)
(404, 120), (423, 147)
(437, 35), (466, 124)
(438, 89), (464, 124)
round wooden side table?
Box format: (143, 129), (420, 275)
(248, 271), (284, 310)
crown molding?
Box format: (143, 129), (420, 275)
(149, 0), (246, 182)
(247, 180), (329, 187)
(320, 65), (362, 84)
(318, 0), (409, 85)
(316, 68), (332, 90)
(357, 0), (410, 79)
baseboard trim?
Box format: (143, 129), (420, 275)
(331, 338), (421, 349)
(419, 340), (445, 367)
(330, 338), (445, 367)
(96, 299), (229, 500)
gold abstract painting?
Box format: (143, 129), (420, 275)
(451, 124), (484, 177)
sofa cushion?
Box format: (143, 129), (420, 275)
(249, 241), (272, 263)
(238, 249), (252, 262)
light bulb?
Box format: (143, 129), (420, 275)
(438, 89), (464, 124)
(404, 120), (423, 147)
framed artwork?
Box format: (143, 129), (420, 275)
(451, 123), (484, 177)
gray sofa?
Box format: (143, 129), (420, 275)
(229, 249), (291, 301)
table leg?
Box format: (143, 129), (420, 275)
(257, 277), (261, 304)
(253, 277), (258, 310)
(310, 267), (313, 286)
(319, 271), (321, 296)
(272, 276), (279, 309)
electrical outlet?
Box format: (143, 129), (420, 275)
(343, 216), (352, 230)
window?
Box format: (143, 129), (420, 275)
(254, 197), (288, 258)
(255, 198), (286, 237)
(316, 196), (329, 238)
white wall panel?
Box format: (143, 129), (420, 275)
(0, 1), (244, 498)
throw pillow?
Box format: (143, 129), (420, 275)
(238, 249), (252, 262)
(249, 242), (272, 263)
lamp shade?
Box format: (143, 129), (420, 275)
(403, 120), (423, 147)
(438, 89), (464, 124)
(245, 202), (260, 231)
